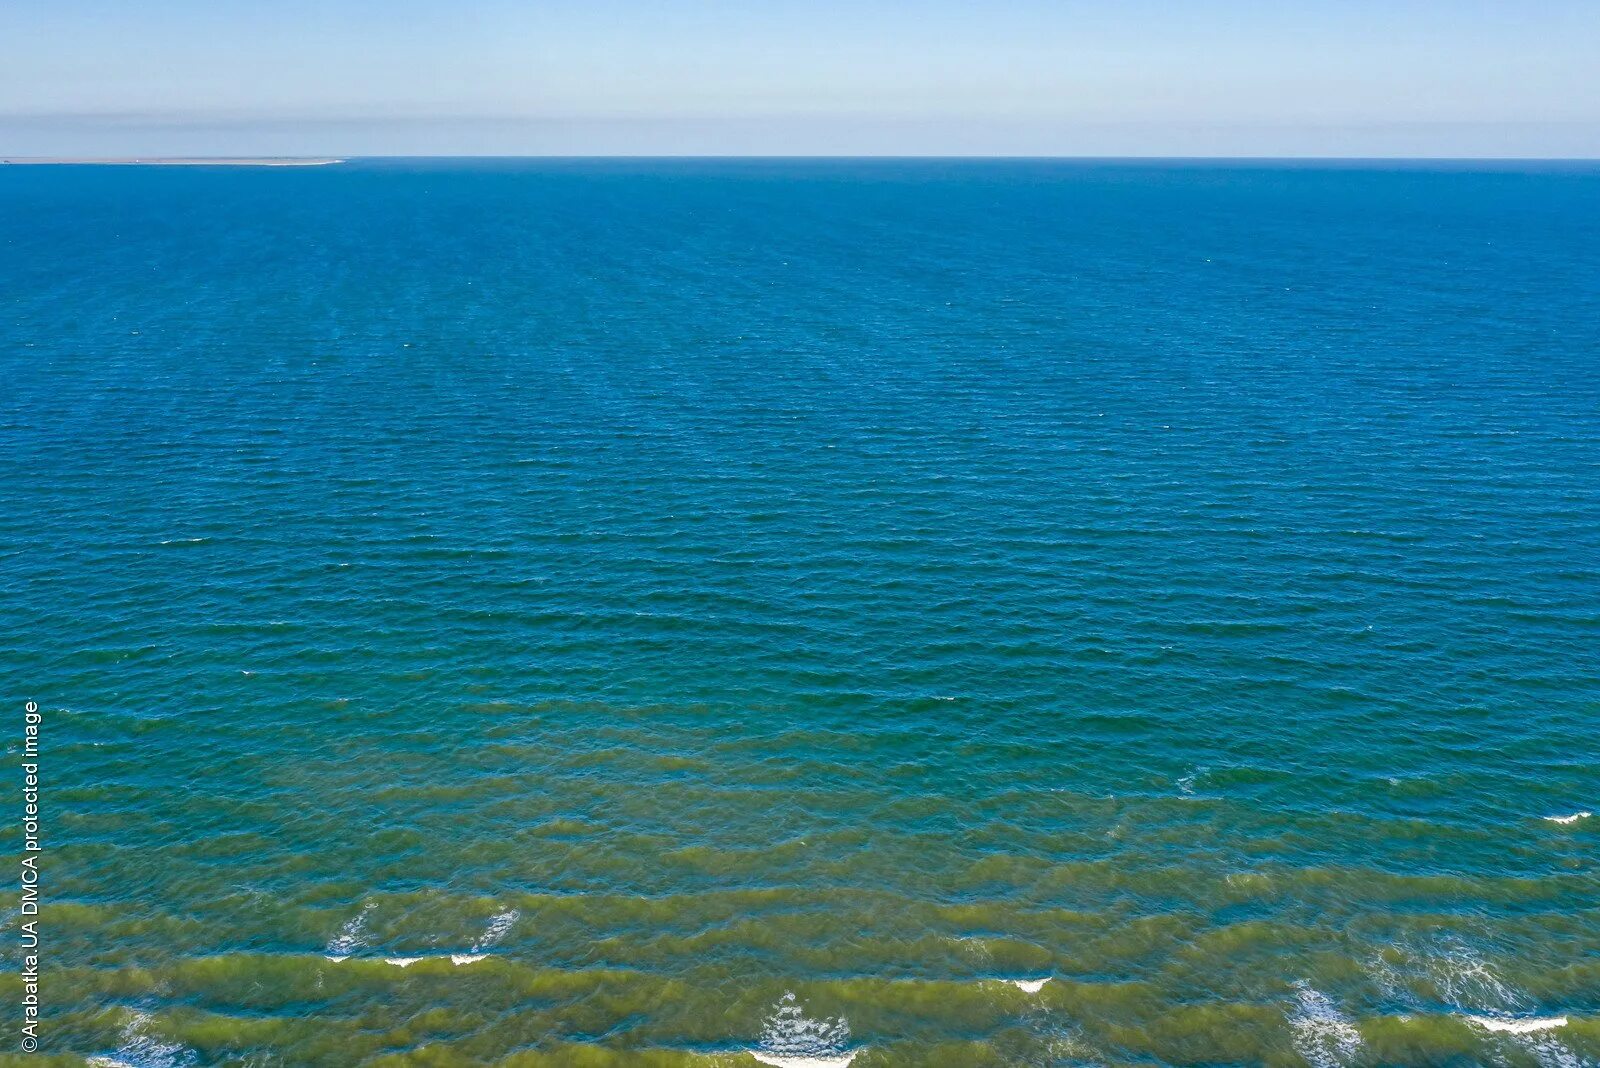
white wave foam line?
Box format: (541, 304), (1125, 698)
(1010, 977), (1051, 993)
(1543, 811), (1591, 825)
(1467, 1015), (1568, 1034)
(1289, 983), (1361, 1068)
(752, 993), (857, 1068)
(370, 952), (485, 967)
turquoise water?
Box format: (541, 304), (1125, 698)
(2, 159), (1598, 1067)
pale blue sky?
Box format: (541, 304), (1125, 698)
(3, 0), (1598, 156)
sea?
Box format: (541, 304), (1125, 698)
(2, 158), (1598, 1067)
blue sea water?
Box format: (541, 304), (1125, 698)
(2, 159), (1598, 1067)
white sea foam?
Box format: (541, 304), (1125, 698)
(1010, 977), (1051, 993)
(88, 1012), (196, 1068)
(324, 902), (375, 959)
(1543, 811), (1591, 825)
(1466, 1015), (1568, 1034)
(1434, 950), (1520, 1012)
(451, 953), (486, 965)
(1372, 937), (1521, 1014)
(1289, 983), (1362, 1068)
(1370, 939), (1582, 1066)
(385, 956), (423, 967)
(472, 908), (519, 952)
(751, 993), (856, 1068)
(1525, 1034), (1584, 1068)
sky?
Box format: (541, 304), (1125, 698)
(3, 0), (1598, 157)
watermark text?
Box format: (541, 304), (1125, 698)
(19, 700), (42, 1053)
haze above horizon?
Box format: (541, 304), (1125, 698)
(4, 0), (1598, 158)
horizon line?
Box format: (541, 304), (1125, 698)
(6, 153), (1600, 163)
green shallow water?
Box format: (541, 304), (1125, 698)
(2, 159), (1598, 1065)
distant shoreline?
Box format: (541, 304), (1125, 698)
(0, 157), (344, 166)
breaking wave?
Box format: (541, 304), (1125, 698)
(323, 902), (375, 961)
(751, 992), (858, 1068)
(87, 1012), (196, 1068)
(1288, 983), (1362, 1068)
